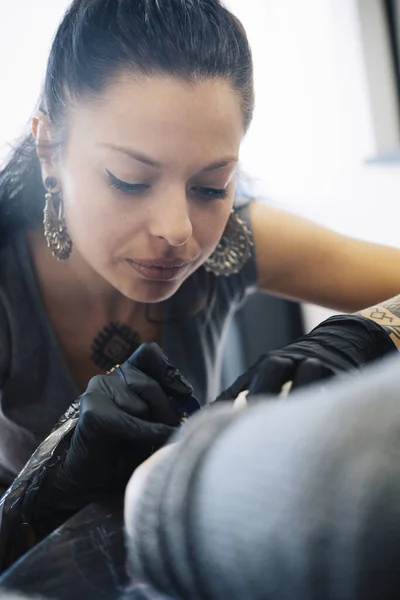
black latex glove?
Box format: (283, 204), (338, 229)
(217, 314), (396, 400)
(34, 343), (200, 524)
(58, 344), (195, 491)
(0, 343), (200, 567)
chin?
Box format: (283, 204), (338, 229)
(121, 277), (185, 304)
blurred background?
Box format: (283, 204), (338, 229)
(1, 0), (399, 381)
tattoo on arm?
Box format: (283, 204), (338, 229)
(380, 298), (400, 319)
(357, 295), (400, 349)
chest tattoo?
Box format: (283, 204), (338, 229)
(90, 322), (142, 371)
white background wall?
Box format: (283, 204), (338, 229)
(0, 1), (68, 158)
(227, 0), (400, 328)
(1, 0), (400, 328)
(229, 0), (400, 239)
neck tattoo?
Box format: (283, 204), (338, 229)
(90, 322), (142, 372)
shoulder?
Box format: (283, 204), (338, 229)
(0, 233), (34, 385)
(0, 247), (12, 386)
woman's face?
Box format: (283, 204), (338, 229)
(50, 75), (244, 303)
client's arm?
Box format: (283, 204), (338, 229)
(358, 293), (400, 350)
(125, 354), (400, 600)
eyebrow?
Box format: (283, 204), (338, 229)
(202, 157), (239, 172)
(99, 142), (238, 172)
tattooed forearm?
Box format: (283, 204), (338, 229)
(357, 295), (400, 349)
(380, 298), (400, 319)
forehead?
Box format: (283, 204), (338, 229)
(67, 75), (244, 164)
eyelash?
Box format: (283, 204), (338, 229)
(106, 170), (149, 194)
(192, 187), (228, 200)
(106, 170), (228, 201)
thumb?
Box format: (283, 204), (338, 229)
(126, 343), (193, 396)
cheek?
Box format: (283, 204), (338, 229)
(191, 200), (233, 254)
(60, 167), (144, 258)
(59, 156), (234, 267)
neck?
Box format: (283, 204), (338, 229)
(27, 228), (146, 325)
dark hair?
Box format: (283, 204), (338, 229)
(0, 0), (254, 239)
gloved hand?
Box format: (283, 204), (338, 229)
(44, 342), (198, 504)
(0, 343), (200, 568)
(217, 314), (396, 400)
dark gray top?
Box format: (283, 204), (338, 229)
(0, 204), (257, 490)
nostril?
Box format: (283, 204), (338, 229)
(150, 202), (192, 247)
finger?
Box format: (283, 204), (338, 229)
(110, 369), (179, 426)
(80, 399), (176, 444)
(233, 390), (249, 410)
(112, 414), (176, 445)
(126, 343), (194, 397)
(248, 356), (295, 396)
(291, 358), (336, 391)
(85, 374), (153, 422)
(86, 372), (178, 426)
(279, 380), (293, 398)
(123, 343), (201, 418)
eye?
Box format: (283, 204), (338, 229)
(192, 187), (228, 201)
(106, 169), (150, 195)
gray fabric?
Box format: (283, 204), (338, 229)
(128, 353), (400, 600)
(127, 407), (236, 598)
(0, 204), (257, 490)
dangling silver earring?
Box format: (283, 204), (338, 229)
(43, 176), (73, 261)
(204, 211), (254, 277)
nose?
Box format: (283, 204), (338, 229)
(149, 189), (193, 247)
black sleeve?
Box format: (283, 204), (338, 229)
(0, 302), (10, 387)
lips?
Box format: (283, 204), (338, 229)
(126, 258), (195, 281)
(131, 258), (190, 268)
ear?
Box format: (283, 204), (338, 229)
(32, 111), (61, 188)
